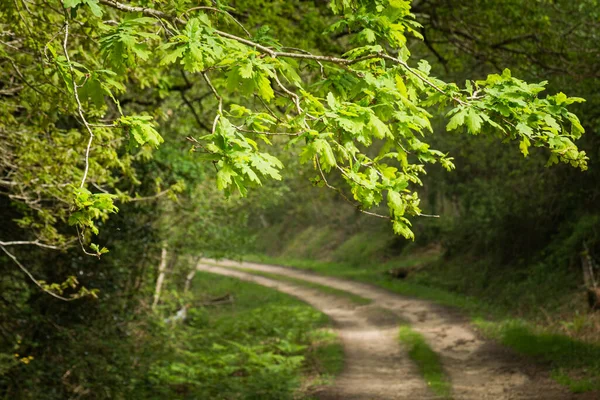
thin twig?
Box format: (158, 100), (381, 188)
(234, 127), (304, 136)
(316, 157), (390, 220)
(61, 20), (95, 188)
(0, 240), (61, 250)
(379, 53), (468, 105)
(281, 46), (325, 76)
(272, 73), (302, 114)
(417, 213), (440, 218)
(0, 245), (75, 301)
(75, 226), (99, 257)
(126, 189), (171, 202)
(180, 6), (251, 38)
(179, 71), (211, 132)
(202, 72), (222, 133)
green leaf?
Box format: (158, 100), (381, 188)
(217, 164), (237, 190)
(361, 28), (377, 43)
(516, 122), (533, 138)
(119, 116), (163, 148)
(392, 219), (414, 240)
(387, 190), (405, 218)
(465, 109), (483, 134)
(239, 61), (254, 79)
(161, 46), (187, 66)
(326, 92), (337, 109)
(85, 0), (103, 17)
(446, 109), (467, 131)
(63, 0), (80, 7)
(314, 139), (336, 171)
(369, 114), (390, 139)
(64, 0), (103, 17)
(519, 137), (530, 157)
(255, 73), (274, 102)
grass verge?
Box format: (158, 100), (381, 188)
(474, 318), (600, 392)
(244, 254), (497, 317)
(398, 325), (452, 399)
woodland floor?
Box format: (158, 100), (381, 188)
(197, 260), (598, 400)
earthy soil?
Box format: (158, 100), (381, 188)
(198, 259), (597, 400)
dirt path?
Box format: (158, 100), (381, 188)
(201, 259), (591, 400)
(196, 263), (436, 399)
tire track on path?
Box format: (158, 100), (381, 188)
(196, 262), (436, 400)
(204, 259), (589, 400)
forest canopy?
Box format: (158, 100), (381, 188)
(1, 0), (586, 256)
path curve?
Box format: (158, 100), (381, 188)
(202, 259), (588, 400)
(196, 263), (436, 399)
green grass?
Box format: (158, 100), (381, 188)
(302, 329), (345, 398)
(244, 254), (497, 317)
(150, 271), (344, 399)
(398, 325), (452, 399)
(245, 254), (600, 394)
(474, 318), (600, 392)
(223, 265), (372, 305)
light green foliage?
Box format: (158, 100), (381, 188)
(68, 188), (118, 235)
(0, 0), (594, 396)
(148, 271), (336, 399)
(118, 115), (164, 148)
(100, 17), (160, 72)
(0, 0), (586, 264)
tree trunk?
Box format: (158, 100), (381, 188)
(183, 256), (201, 293)
(152, 244), (168, 310)
(582, 242), (599, 311)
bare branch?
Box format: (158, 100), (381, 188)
(76, 226), (100, 258)
(234, 127), (304, 136)
(0, 245), (76, 301)
(61, 20), (95, 188)
(379, 53), (468, 106)
(0, 240), (61, 250)
(202, 72), (222, 134)
(126, 189), (171, 202)
(417, 213), (440, 218)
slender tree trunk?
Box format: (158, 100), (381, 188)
(184, 256), (201, 293)
(152, 243), (168, 310)
(582, 243), (600, 310)
(582, 242), (596, 288)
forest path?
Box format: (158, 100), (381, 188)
(198, 260), (585, 400)
(196, 262), (434, 399)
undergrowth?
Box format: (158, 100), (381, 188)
(146, 271), (343, 399)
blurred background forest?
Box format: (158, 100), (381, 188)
(1, 0), (600, 398)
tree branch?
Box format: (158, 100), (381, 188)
(0, 245), (75, 301)
(61, 19), (95, 188)
(202, 72), (222, 134)
(0, 240), (61, 250)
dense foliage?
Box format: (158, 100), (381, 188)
(0, 0), (593, 398)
